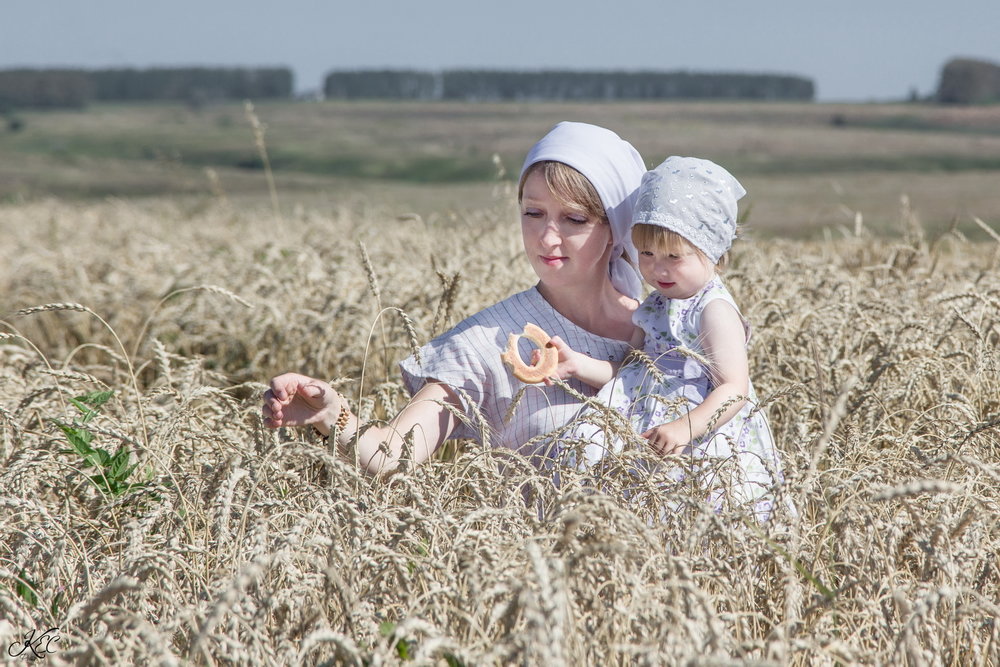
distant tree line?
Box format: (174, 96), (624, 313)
(937, 58), (1000, 104)
(0, 67), (293, 110)
(8, 59), (1000, 109)
(323, 69), (816, 101)
(324, 70), (439, 100)
(0, 69), (92, 110)
(90, 68), (292, 102)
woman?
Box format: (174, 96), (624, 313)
(262, 121), (646, 475)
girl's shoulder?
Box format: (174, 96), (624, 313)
(636, 291), (666, 312)
(632, 291), (666, 327)
(696, 277), (750, 342)
(698, 276), (740, 312)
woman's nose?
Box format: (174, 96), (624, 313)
(539, 218), (561, 246)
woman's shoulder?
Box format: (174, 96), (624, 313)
(420, 287), (554, 356)
(446, 286), (630, 352)
(398, 290), (545, 395)
(448, 287), (547, 336)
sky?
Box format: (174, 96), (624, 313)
(2, 0), (999, 102)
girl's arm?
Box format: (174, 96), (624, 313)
(263, 373), (460, 476)
(542, 327), (644, 389)
(642, 300), (749, 455)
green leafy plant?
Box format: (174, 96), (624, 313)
(14, 568), (38, 606)
(370, 622), (464, 666)
(379, 622), (416, 661)
(12, 569), (63, 616)
(54, 390), (150, 498)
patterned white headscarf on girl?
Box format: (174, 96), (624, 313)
(520, 121), (646, 300)
(632, 156), (747, 264)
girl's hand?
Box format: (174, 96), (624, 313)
(262, 372), (340, 429)
(531, 335), (579, 385)
(641, 420), (692, 456)
(532, 335), (619, 390)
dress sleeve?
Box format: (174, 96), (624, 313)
(398, 330), (493, 442)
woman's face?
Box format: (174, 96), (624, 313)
(520, 169), (613, 288)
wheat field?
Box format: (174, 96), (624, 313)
(1, 189), (998, 665)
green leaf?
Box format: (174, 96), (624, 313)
(54, 388), (154, 501)
(94, 448), (113, 467)
(55, 421), (93, 454)
(68, 397), (98, 422)
(89, 473), (112, 493)
(15, 569), (38, 607)
(743, 516), (835, 601)
(396, 638), (412, 660)
(71, 390), (113, 423)
(76, 390), (114, 409)
(50, 591), (64, 617)
(378, 622), (414, 661)
(110, 448), (131, 477)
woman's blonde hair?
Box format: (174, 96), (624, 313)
(518, 161), (607, 224)
(631, 223), (730, 270)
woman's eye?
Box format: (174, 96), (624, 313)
(566, 215), (588, 225)
(522, 209), (542, 218)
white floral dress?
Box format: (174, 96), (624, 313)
(564, 277), (785, 518)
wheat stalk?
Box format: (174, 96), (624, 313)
(244, 100), (281, 222)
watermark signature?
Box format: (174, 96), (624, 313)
(6, 627), (60, 659)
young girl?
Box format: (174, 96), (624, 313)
(546, 156), (785, 519)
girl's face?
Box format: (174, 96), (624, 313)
(520, 170), (613, 288)
(637, 243), (715, 300)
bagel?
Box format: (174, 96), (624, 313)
(500, 323), (558, 384)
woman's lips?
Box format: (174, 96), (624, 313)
(541, 255), (567, 266)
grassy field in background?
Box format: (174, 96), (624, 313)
(2, 99), (1000, 237)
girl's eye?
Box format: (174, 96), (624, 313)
(640, 250), (654, 257)
(566, 215), (588, 225)
(522, 209), (542, 218)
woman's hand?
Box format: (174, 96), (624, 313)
(641, 420), (693, 456)
(262, 372), (340, 431)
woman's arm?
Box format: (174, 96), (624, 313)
(641, 300), (749, 455)
(263, 373), (460, 476)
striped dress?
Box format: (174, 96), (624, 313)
(399, 286), (631, 468)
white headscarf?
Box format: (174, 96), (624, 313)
(632, 156), (746, 264)
(519, 121), (646, 300)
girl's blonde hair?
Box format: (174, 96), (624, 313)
(631, 223), (730, 270)
(518, 161), (607, 224)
